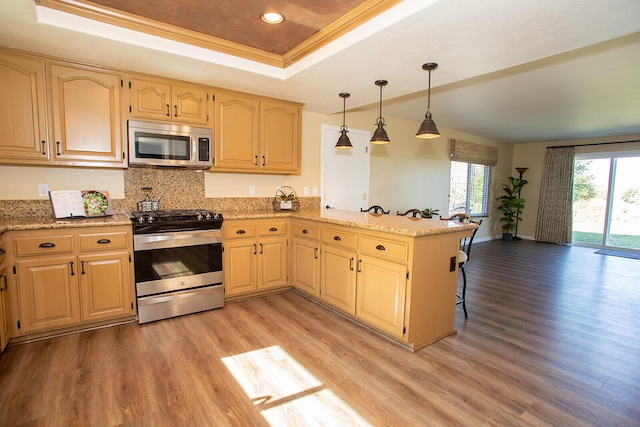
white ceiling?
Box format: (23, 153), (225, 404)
(1, 0), (640, 143)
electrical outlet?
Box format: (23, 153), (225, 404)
(249, 186), (256, 196)
(303, 187), (309, 196)
(38, 183), (49, 197)
(312, 186), (318, 196)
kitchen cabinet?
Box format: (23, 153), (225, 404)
(212, 89), (302, 174)
(223, 219), (289, 298)
(290, 220), (320, 297)
(319, 225), (358, 315)
(130, 76), (210, 125)
(5, 226), (135, 339)
(0, 49), (127, 168)
(0, 234), (10, 352)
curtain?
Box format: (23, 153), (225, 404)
(535, 146), (575, 244)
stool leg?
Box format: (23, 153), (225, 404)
(460, 265), (468, 318)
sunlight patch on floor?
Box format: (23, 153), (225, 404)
(222, 345), (372, 426)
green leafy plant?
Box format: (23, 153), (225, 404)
(276, 188), (297, 201)
(421, 208), (440, 218)
(497, 176), (528, 235)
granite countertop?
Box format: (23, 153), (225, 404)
(224, 209), (477, 237)
(0, 210), (476, 237)
(0, 214), (132, 231)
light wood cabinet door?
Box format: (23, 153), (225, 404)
(16, 255), (81, 333)
(79, 251), (133, 322)
(173, 84), (208, 124)
(320, 245), (357, 315)
(0, 263), (10, 352)
(258, 236), (288, 291)
(0, 53), (49, 163)
(223, 238), (258, 296)
(291, 238), (320, 297)
(356, 254), (407, 338)
(131, 78), (209, 124)
(261, 100), (301, 174)
(130, 78), (172, 120)
(213, 91), (260, 171)
(49, 64), (125, 167)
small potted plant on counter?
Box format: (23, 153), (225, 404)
(421, 208), (440, 219)
(274, 186), (299, 210)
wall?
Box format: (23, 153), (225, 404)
(512, 133), (640, 239)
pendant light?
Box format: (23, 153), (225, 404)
(416, 62), (440, 139)
(371, 80), (390, 144)
(335, 93), (353, 149)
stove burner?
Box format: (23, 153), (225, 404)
(131, 209), (223, 234)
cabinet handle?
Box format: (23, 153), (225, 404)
(269, 227), (278, 232)
(0, 274), (6, 291)
(69, 261), (75, 276)
(38, 242), (56, 248)
(314, 247), (318, 259)
(81, 260), (85, 275)
(253, 243), (257, 255)
(349, 257), (354, 271)
(96, 239), (111, 244)
(259, 243), (263, 254)
(56, 141), (61, 156)
(376, 245), (386, 251)
(262, 156), (266, 166)
(254, 155), (258, 166)
(41, 140), (46, 155)
(0, 248), (4, 255)
(302, 229), (308, 234)
(357, 259), (362, 273)
(166, 104), (170, 116)
(333, 236), (341, 241)
(174, 105), (177, 117)
(236, 229), (246, 234)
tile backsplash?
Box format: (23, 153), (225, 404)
(0, 168), (320, 218)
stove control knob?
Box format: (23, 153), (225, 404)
(148, 216), (155, 223)
(197, 213), (203, 220)
(137, 217), (145, 224)
(205, 212), (212, 220)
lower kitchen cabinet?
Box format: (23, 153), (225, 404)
(4, 226), (136, 340)
(319, 225), (358, 315)
(0, 233), (10, 351)
(223, 219), (289, 298)
(290, 220), (320, 297)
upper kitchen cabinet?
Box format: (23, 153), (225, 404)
(213, 89), (302, 175)
(49, 64), (126, 167)
(129, 76), (210, 125)
(0, 51), (49, 163)
(0, 49), (127, 168)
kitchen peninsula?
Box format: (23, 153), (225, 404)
(224, 209), (476, 351)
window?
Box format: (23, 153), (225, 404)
(449, 161), (492, 216)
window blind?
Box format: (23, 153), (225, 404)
(449, 139), (498, 166)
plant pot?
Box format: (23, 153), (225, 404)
(502, 232), (513, 242)
(280, 200), (293, 210)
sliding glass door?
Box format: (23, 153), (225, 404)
(572, 155), (640, 251)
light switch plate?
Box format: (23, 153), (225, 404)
(249, 186), (256, 196)
(38, 183), (49, 197)
(312, 186), (318, 196)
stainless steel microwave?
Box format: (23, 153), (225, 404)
(127, 120), (213, 169)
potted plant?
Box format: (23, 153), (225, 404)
(276, 186), (297, 210)
(496, 176), (528, 241)
(421, 208), (440, 219)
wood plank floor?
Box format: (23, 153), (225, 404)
(1, 239), (639, 426)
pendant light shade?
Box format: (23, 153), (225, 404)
(371, 80), (390, 144)
(335, 93), (353, 149)
(416, 62), (441, 139)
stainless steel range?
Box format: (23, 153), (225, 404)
(131, 209), (224, 323)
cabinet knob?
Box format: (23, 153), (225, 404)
(333, 236), (341, 241)
(302, 229), (308, 234)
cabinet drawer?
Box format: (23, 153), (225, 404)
(359, 234), (409, 263)
(14, 235), (74, 256)
(258, 220), (288, 236)
(78, 231), (128, 251)
(224, 224), (257, 239)
(321, 228), (358, 251)
(292, 221), (319, 240)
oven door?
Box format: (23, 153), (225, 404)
(133, 229), (223, 297)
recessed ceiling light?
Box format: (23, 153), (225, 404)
(261, 12), (284, 24)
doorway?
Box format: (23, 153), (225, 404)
(321, 124), (370, 211)
(572, 154), (640, 251)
